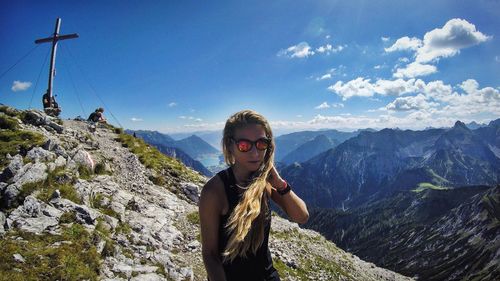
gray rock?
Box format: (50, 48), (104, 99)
(0, 211), (6, 234)
(72, 149), (95, 170)
(51, 189), (61, 199)
(130, 273), (167, 281)
(180, 182), (201, 204)
(23, 196), (41, 217)
(6, 199), (59, 234)
(2, 162), (47, 208)
(50, 198), (98, 225)
(13, 253), (26, 263)
(43, 138), (68, 157)
(23, 110), (63, 133)
(0, 154), (24, 182)
(26, 147), (56, 163)
(54, 156), (67, 168)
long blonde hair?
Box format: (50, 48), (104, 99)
(221, 110), (275, 263)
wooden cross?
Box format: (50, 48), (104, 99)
(35, 18), (78, 108)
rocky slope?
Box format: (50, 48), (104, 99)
(304, 185), (500, 280)
(0, 107), (413, 281)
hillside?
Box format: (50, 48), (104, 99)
(304, 185), (500, 280)
(0, 106), (412, 281)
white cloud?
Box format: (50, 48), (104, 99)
(398, 57), (410, 63)
(326, 35), (331, 39)
(316, 44), (345, 54)
(195, 118), (203, 122)
(374, 78), (418, 96)
(11, 80), (32, 92)
(130, 117), (143, 122)
(315, 102), (330, 109)
(495, 56), (500, 63)
(381, 37), (390, 42)
(393, 62), (437, 78)
(278, 42), (315, 58)
(296, 115), (303, 118)
(331, 103), (344, 108)
(374, 65), (382, 69)
(179, 116), (187, 119)
(328, 77), (376, 100)
(385, 94), (438, 111)
(316, 73), (332, 81)
(385, 36), (422, 52)
(168, 102), (177, 107)
(416, 18), (491, 63)
(329, 77), (421, 99)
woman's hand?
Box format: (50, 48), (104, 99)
(267, 165), (287, 190)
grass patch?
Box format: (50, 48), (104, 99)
(0, 129), (45, 169)
(186, 211), (200, 225)
(91, 193), (120, 219)
(0, 114), (19, 130)
(116, 133), (204, 184)
(0, 224), (100, 281)
(16, 168), (81, 208)
(78, 165), (93, 180)
(59, 211), (78, 224)
(412, 182), (449, 193)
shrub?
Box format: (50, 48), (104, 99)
(0, 114), (19, 130)
(78, 164), (93, 180)
(187, 211), (200, 225)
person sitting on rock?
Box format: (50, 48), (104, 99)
(42, 90), (62, 116)
(88, 108), (107, 123)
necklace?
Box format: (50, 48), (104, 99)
(235, 183), (250, 190)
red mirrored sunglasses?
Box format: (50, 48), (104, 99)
(232, 138), (271, 152)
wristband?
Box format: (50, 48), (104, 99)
(277, 180), (291, 195)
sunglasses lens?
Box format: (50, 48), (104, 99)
(236, 140), (252, 152)
(255, 139), (269, 150)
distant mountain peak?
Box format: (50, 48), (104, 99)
(451, 121), (471, 132)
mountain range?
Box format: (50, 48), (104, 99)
(126, 130), (220, 176)
(282, 119), (500, 209)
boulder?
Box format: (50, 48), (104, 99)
(26, 147), (56, 163)
(0, 154), (24, 182)
(1, 162), (47, 208)
(6, 196), (59, 234)
(180, 182), (201, 204)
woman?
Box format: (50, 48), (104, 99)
(199, 110), (309, 281)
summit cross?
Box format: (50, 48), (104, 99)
(35, 18), (78, 107)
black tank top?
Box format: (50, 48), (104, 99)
(216, 167), (280, 281)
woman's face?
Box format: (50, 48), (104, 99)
(231, 123), (268, 172)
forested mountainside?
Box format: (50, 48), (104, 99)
(0, 106), (412, 281)
(304, 185), (499, 280)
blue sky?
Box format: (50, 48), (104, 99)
(1, 0), (499, 133)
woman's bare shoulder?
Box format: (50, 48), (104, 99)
(200, 174), (225, 200)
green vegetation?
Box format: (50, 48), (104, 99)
(0, 113), (19, 130)
(17, 167), (81, 208)
(186, 211), (200, 225)
(93, 162), (109, 175)
(91, 193), (120, 219)
(116, 133), (204, 184)
(0, 224), (100, 281)
(0, 120), (45, 169)
(59, 211), (78, 224)
(78, 164), (93, 180)
(412, 182), (449, 193)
